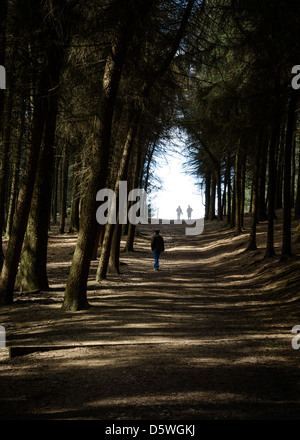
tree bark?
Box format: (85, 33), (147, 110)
(294, 143), (300, 220)
(0, 71), (48, 304)
(68, 153), (81, 233)
(246, 144), (259, 251)
(231, 173), (236, 229)
(63, 22), (134, 310)
(209, 171), (216, 220)
(217, 167), (222, 221)
(265, 111), (280, 258)
(240, 148), (246, 229)
(257, 140), (268, 221)
(204, 171), (211, 220)
(291, 138), (296, 208)
(59, 142), (69, 234)
(124, 135), (144, 252)
(0, 0), (7, 266)
(96, 108), (140, 281)
(51, 155), (60, 225)
(281, 89), (298, 260)
(275, 119), (285, 210)
(226, 153), (231, 224)
(234, 142), (242, 235)
(16, 89), (59, 292)
(108, 221), (122, 275)
(5, 101), (26, 238)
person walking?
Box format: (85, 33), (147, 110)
(151, 230), (165, 271)
(187, 205), (193, 220)
(176, 205), (183, 221)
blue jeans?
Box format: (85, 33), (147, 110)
(153, 250), (160, 269)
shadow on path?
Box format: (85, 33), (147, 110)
(0, 219), (300, 419)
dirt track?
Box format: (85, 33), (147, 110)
(1, 214), (300, 420)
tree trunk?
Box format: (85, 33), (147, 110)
(217, 167), (222, 221)
(59, 142), (69, 234)
(63, 22), (134, 311)
(294, 144), (300, 220)
(281, 89), (298, 260)
(226, 153), (231, 224)
(91, 224), (104, 260)
(231, 173), (236, 229)
(108, 222), (122, 274)
(234, 143), (242, 235)
(209, 171), (216, 220)
(257, 140), (268, 221)
(291, 138), (296, 208)
(204, 171), (211, 220)
(96, 108), (140, 282)
(275, 119), (285, 209)
(265, 111), (280, 258)
(143, 142), (156, 194)
(240, 148), (246, 229)
(0, 0), (8, 270)
(16, 91), (59, 292)
(5, 104), (25, 238)
(246, 144), (259, 251)
(0, 71), (15, 238)
(68, 153), (81, 233)
(51, 156), (57, 225)
(124, 139), (143, 252)
(0, 72), (48, 304)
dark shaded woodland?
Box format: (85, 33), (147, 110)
(0, 0), (300, 311)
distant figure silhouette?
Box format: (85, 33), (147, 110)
(176, 205), (183, 221)
(187, 205), (193, 220)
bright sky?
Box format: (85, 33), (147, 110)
(149, 148), (205, 220)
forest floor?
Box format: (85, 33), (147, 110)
(1, 210), (300, 420)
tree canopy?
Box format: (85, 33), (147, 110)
(0, 0), (299, 309)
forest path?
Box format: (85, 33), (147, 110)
(1, 215), (300, 420)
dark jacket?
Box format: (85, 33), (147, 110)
(151, 234), (164, 252)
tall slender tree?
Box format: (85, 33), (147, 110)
(62, 1), (150, 310)
(281, 88), (298, 260)
(0, 0), (75, 304)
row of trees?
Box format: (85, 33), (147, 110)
(181, 0), (300, 259)
(0, 0), (204, 309)
(0, 0), (299, 311)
